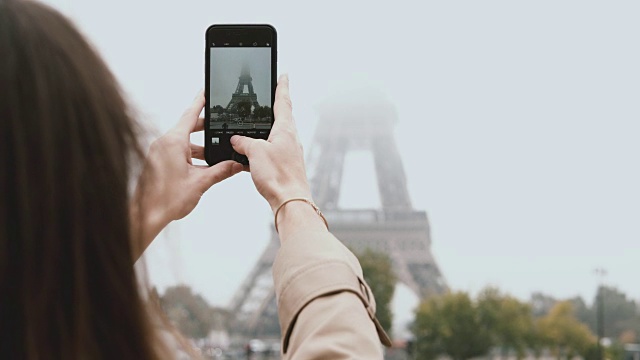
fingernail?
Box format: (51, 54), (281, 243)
(230, 135), (238, 145)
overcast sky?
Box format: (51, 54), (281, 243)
(210, 47), (271, 108)
(41, 0), (640, 332)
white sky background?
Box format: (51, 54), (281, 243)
(42, 0), (640, 332)
(210, 47), (271, 108)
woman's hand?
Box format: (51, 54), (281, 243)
(230, 75), (311, 212)
(230, 75), (328, 241)
(132, 91), (243, 259)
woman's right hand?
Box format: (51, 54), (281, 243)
(230, 75), (313, 213)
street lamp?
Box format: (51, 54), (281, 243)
(594, 267), (607, 360)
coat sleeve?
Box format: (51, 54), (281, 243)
(272, 229), (392, 359)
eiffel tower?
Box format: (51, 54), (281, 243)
(226, 64), (260, 112)
(228, 95), (448, 338)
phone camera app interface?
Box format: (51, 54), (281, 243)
(209, 44), (272, 138)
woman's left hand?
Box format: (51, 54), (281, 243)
(132, 91), (243, 258)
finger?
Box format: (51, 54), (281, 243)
(190, 143), (205, 160)
(271, 74), (294, 134)
(176, 90), (205, 135)
(230, 135), (262, 157)
(196, 160), (243, 191)
(192, 116), (205, 133)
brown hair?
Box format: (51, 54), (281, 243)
(0, 0), (168, 358)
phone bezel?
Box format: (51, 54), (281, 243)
(204, 24), (277, 166)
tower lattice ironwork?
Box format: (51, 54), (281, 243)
(228, 97), (447, 338)
(226, 64), (259, 111)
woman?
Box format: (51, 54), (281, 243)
(0, 0), (390, 358)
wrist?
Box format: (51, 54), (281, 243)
(268, 187), (313, 213)
(274, 199), (328, 243)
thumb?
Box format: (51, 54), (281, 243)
(230, 135), (260, 156)
(197, 161), (243, 191)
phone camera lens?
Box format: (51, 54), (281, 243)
(253, 42), (257, 46)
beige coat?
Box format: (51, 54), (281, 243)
(273, 229), (392, 359)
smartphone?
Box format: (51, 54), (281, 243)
(205, 24), (277, 166)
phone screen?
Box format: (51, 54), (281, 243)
(205, 25), (276, 166)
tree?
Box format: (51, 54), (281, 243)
(537, 301), (595, 358)
(595, 286), (640, 342)
(570, 296), (592, 330)
(236, 101), (252, 118)
(263, 106), (272, 119)
(413, 292), (492, 360)
(606, 342), (627, 360)
(212, 105), (224, 115)
(160, 285), (227, 339)
(531, 288), (640, 346)
(568, 286), (640, 344)
(530, 292), (558, 318)
(356, 249), (395, 334)
(253, 105), (271, 119)
(477, 287), (534, 359)
(412, 297), (445, 360)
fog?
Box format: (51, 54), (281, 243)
(40, 0), (640, 334)
(209, 47), (271, 108)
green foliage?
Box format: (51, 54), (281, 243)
(411, 288), (606, 359)
(160, 285), (228, 339)
(606, 342), (627, 360)
(412, 298), (445, 360)
(584, 341), (629, 360)
(536, 301), (595, 357)
(356, 249), (395, 334)
(535, 287), (640, 344)
(477, 287), (534, 358)
(413, 292), (492, 360)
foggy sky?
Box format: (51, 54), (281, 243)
(210, 47), (271, 108)
(40, 0), (640, 333)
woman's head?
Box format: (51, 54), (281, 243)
(0, 0), (163, 358)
